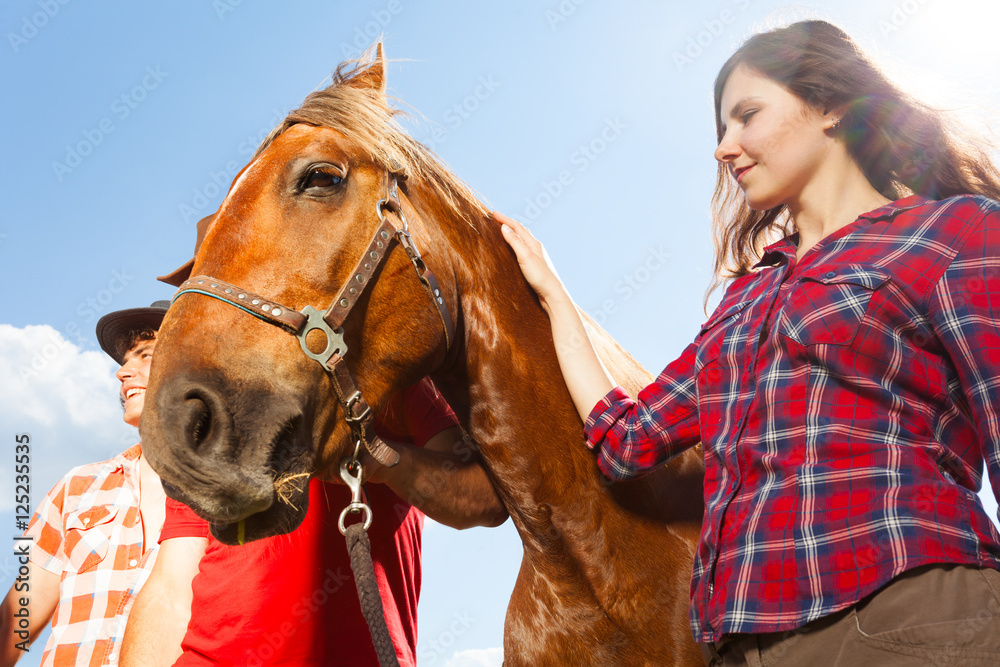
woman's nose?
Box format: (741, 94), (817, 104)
(714, 130), (741, 164)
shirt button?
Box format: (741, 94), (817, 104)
(129, 559), (138, 567)
(83, 517), (91, 524)
(825, 271), (837, 279)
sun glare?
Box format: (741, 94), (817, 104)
(868, 1), (1000, 143)
(882, 2), (1000, 96)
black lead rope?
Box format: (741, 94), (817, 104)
(344, 522), (401, 667)
(338, 459), (400, 667)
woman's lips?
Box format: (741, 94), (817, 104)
(734, 164), (754, 182)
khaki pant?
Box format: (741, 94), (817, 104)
(701, 564), (1000, 666)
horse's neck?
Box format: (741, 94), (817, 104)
(402, 190), (702, 659)
(430, 209), (673, 546)
(454, 266), (587, 506)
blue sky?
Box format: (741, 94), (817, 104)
(3, 1), (1000, 665)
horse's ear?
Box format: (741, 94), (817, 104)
(348, 43), (387, 97)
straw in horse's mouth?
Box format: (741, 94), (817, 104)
(266, 416), (311, 509)
(274, 472), (310, 508)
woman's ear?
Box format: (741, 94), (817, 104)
(823, 103), (849, 131)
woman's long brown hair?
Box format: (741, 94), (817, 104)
(709, 20), (1000, 299)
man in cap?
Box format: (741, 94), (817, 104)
(0, 300), (172, 666)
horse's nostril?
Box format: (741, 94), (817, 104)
(181, 393), (216, 451)
(190, 402), (212, 448)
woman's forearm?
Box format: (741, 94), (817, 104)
(543, 292), (616, 422)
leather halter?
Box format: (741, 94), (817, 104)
(171, 176), (455, 468)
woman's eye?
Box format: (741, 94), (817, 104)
(304, 168), (343, 190)
(741, 109), (757, 123)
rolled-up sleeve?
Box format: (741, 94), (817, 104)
(584, 340), (701, 481)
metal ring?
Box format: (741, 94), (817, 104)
(338, 502), (373, 534)
(376, 197), (407, 231)
(294, 305), (347, 368)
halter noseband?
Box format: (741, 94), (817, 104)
(171, 175), (455, 468)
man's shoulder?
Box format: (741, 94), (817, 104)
(27, 447), (140, 552)
(67, 445), (136, 477)
(53, 446), (138, 499)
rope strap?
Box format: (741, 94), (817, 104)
(344, 523), (401, 667)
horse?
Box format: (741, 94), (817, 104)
(141, 47), (706, 666)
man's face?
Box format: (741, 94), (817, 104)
(116, 335), (156, 428)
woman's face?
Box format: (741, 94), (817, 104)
(715, 65), (836, 210)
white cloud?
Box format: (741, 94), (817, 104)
(443, 648), (504, 667)
(0, 325), (136, 509)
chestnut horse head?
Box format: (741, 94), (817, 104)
(142, 47), (487, 543)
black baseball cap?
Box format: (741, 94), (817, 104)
(96, 300), (170, 365)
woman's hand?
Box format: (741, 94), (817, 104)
(495, 211), (570, 312)
(493, 211), (616, 420)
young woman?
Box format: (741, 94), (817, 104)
(498, 20), (1000, 666)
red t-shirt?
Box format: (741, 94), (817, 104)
(160, 379), (458, 667)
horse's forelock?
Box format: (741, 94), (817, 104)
(251, 55), (489, 226)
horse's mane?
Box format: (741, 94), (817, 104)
(253, 48), (489, 225)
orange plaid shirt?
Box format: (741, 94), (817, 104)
(26, 445), (159, 666)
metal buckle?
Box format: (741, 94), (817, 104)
(395, 228), (423, 267)
(294, 305), (348, 369)
(343, 391), (371, 424)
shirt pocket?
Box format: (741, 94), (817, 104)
(696, 299), (753, 373)
(779, 265), (889, 347)
(64, 505), (119, 574)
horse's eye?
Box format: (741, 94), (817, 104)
(303, 168), (343, 190)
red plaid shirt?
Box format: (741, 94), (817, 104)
(26, 445), (158, 666)
(586, 195), (1000, 642)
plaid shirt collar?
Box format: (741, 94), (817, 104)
(756, 195), (932, 269)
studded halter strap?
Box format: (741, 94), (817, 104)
(171, 175), (455, 468)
